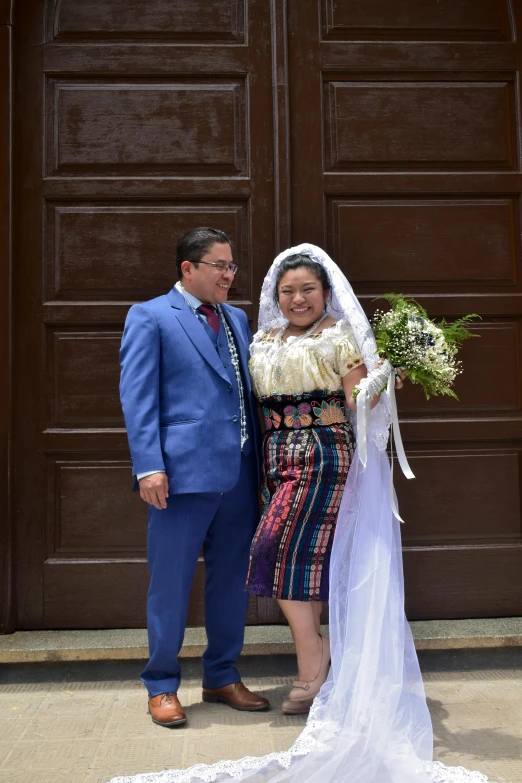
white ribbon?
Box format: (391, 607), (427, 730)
(355, 362), (415, 522)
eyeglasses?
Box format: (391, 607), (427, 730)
(192, 260), (238, 275)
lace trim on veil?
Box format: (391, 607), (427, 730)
(109, 757), (488, 783)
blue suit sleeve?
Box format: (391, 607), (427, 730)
(120, 304), (166, 477)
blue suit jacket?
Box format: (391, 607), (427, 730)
(120, 286), (260, 494)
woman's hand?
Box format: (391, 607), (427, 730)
(395, 368), (408, 390)
(344, 361), (408, 412)
(377, 359), (408, 390)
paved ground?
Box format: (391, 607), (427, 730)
(1, 650), (521, 783)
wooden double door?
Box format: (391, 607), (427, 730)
(8, 0), (522, 629)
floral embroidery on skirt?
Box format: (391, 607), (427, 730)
(261, 390), (347, 431)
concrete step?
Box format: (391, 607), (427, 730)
(1, 618), (522, 663)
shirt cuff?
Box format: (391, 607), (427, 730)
(136, 470), (166, 481)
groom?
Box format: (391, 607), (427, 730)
(120, 227), (268, 726)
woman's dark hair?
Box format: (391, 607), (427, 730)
(176, 227), (232, 279)
(274, 254), (331, 305)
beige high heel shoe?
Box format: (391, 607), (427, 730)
(282, 635), (331, 715)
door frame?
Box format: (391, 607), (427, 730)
(0, 0), (14, 634)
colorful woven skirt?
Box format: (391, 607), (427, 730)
(246, 391), (356, 601)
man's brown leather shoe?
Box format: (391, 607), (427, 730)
(202, 681), (269, 711)
(148, 692), (187, 727)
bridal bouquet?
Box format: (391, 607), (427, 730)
(368, 294), (479, 399)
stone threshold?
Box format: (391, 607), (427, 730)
(1, 618), (522, 663)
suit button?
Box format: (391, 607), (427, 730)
(232, 415), (239, 422)
(219, 343), (224, 348)
(227, 385), (233, 392)
(223, 363), (229, 368)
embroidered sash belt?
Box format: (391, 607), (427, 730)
(260, 390), (348, 431)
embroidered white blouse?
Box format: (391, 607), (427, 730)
(249, 320), (364, 398)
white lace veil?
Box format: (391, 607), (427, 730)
(109, 246), (489, 783)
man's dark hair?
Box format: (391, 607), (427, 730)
(176, 227), (232, 279)
(274, 253), (331, 305)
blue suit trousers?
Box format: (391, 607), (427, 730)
(141, 452), (259, 696)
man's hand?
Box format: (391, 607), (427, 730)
(139, 472), (169, 510)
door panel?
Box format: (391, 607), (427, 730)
(320, 0), (513, 42)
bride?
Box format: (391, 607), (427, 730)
(109, 244), (490, 783)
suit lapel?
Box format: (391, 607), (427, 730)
(168, 287), (229, 383)
(222, 305), (252, 393)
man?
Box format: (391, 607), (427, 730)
(120, 227), (268, 727)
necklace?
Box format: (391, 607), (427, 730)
(277, 312), (329, 344)
(216, 305), (248, 450)
(272, 312), (328, 385)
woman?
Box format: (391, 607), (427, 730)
(110, 245), (489, 783)
(246, 251), (387, 714)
